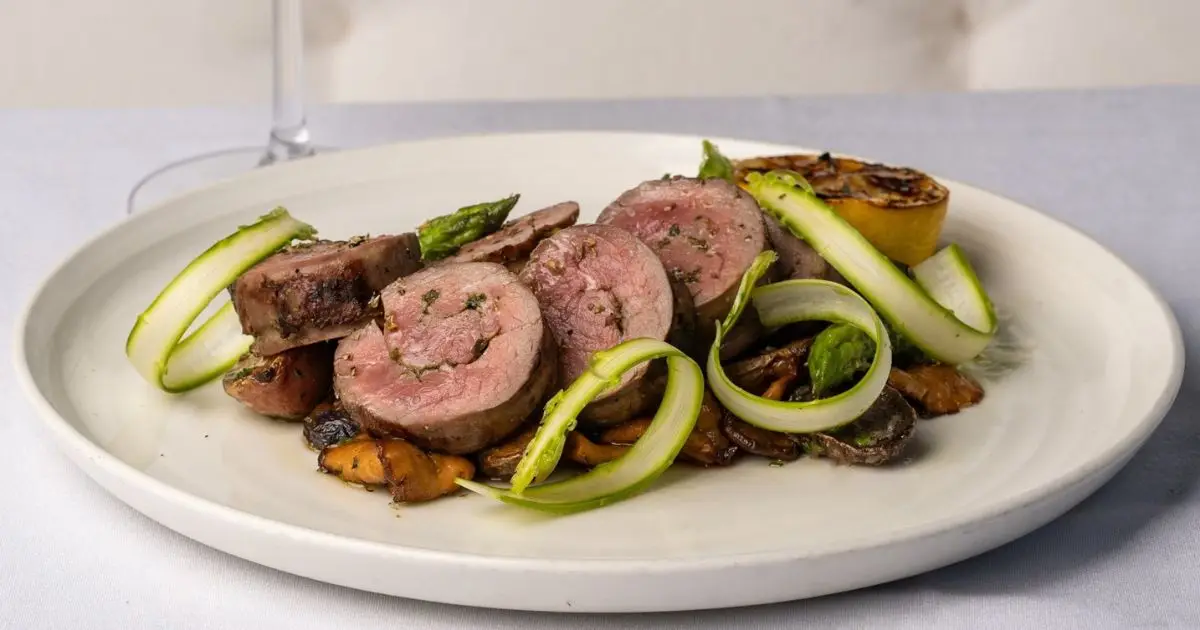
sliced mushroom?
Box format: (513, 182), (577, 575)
(717, 372), (803, 461)
(888, 364), (984, 416)
(302, 399), (361, 451)
(565, 432), (629, 467)
(760, 372), (798, 401)
(318, 437), (475, 502)
(377, 439), (476, 503)
(596, 420), (647, 446)
(799, 387), (916, 466)
(689, 390), (740, 466)
(476, 424), (538, 480)
(719, 417), (801, 462)
(723, 338), (811, 393)
(599, 390), (738, 466)
(317, 437), (387, 486)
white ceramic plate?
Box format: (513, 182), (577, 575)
(14, 132), (1184, 613)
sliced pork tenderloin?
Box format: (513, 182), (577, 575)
(520, 224), (675, 425)
(763, 214), (845, 283)
(334, 262), (555, 454)
(222, 342), (334, 420)
(442, 201), (579, 267)
(231, 234), (422, 355)
(597, 176), (767, 338)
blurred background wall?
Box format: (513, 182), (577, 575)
(3, 0), (1198, 108)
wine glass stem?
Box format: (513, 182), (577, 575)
(261, 0), (313, 165)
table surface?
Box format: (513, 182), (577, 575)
(2, 87), (1198, 629)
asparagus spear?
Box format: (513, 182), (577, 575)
(417, 194), (520, 260)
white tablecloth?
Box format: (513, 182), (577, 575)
(2, 87), (1198, 629)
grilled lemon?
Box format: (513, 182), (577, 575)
(733, 153), (949, 266)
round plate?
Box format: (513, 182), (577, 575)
(13, 132), (1184, 613)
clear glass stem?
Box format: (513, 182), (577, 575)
(260, 0), (313, 166)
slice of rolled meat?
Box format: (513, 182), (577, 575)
(520, 224), (675, 425)
(231, 234), (423, 355)
(666, 277), (701, 358)
(333, 262), (556, 454)
(222, 342), (334, 420)
(763, 214), (845, 283)
(442, 201), (579, 267)
(597, 177), (766, 335)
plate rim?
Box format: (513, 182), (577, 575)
(12, 130), (1187, 575)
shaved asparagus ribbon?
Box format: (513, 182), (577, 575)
(125, 208), (316, 392)
(744, 170), (997, 364)
(456, 338), (704, 514)
(707, 251), (893, 432)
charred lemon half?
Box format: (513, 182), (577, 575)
(733, 153), (949, 267)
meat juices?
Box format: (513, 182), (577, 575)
(333, 262), (556, 454)
(231, 234), (423, 356)
(520, 224), (676, 425)
(442, 201), (580, 266)
(597, 177), (767, 335)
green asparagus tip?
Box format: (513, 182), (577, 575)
(418, 193), (520, 260)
